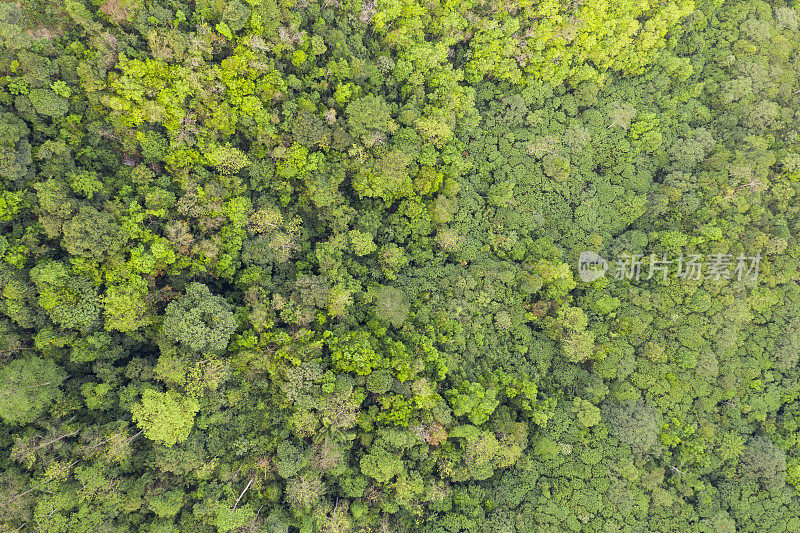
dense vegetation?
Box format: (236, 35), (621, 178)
(1, 0), (800, 530)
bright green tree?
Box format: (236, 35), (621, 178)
(131, 389), (200, 447)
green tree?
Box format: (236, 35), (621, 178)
(62, 206), (128, 261)
(131, 389), (200, 447)
(603, 401), (661, 457)
(448, 382), (500, 426)
(739, 436), (786, 489)
(104, 275), (154, 333)
(346, 94), (395, 141)
(360, 445), (404, 484)
(27, 88), (69, 117)
(162, 283), (237, 354)
(374, 286), (410, 327)
(0, 356), (66, 425)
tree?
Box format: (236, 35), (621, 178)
(34, 178), (76, 238)
(360, 445), (404, 484)
(374, 286), (410, 327)
(348, 229), (377, 256)
(0, 111), (31, 182)
(221, 0), (250, 33)
(98, 0), (142, 24)
(62, 206), (128, 261)
(162, 283), (237, 354)
(602, 401), (661, 457)
(448, 382), (499, 426)
(149, 490), (185, 518)
(103, 275), (154, 333)
(131, 389), (200, 447)
(346, 94), (395, 141)
(30, 261), (102, 333)
(206, 144), (250, 175)
(27, 89), (69, 117)
(739, 436), (786, 489)
(285, 474), (326, 513)
(353, 150), (414, 202)
(0, 356), (66, 425)
(572, 397), (601, 427)
(275, 441), (309, 479)
(214, 505), (256, 533)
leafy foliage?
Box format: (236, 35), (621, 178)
(1, 0), (800, 531)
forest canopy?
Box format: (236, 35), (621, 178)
(2, 0), (800, 531)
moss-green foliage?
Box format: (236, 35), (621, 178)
(0, 356), (66, 425)
(26, 88), (68, 117)
(161, 282), (237, 354)
(1, 0), (800, 530)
